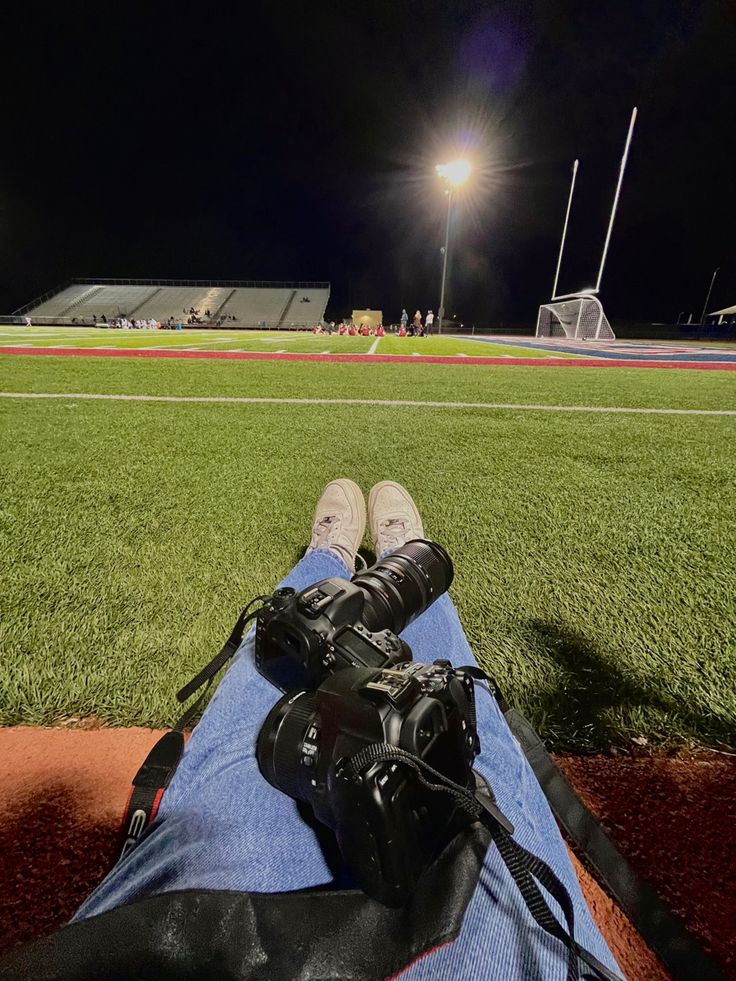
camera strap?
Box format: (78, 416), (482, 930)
(462, 668), (726, 981)
(344, 742), (620, 981)
(117, 599), (267, 862)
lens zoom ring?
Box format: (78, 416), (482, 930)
(399, 540), (454, 595)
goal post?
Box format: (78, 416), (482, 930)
(536, 108), (636, 344)
(536, 295), (615, 340)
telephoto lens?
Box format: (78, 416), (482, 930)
(254, 539), (454, 692)
(352, 539), (454, 634)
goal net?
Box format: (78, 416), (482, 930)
(536, 296), (615, 340)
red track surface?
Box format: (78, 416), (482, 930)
(1, 345), (735, 370)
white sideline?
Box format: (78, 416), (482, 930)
(0, 392), (734, 416)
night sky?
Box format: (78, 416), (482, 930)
(2, 0), (734, 327)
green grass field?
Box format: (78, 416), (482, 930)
(1, 352), (735, 751)
(0, 327), (574, 358)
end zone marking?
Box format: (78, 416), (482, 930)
(1, 392), (733, 416)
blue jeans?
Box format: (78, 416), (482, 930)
(75, 550), (618, 979)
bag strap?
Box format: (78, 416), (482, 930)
(119, 730), (185, 859)
(501, 705), (725, 981)
(459, 669), (725, 981)
(117, 601), (265, 861)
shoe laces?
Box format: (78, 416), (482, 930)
(377, 516), (409, 552)
(312, 514), (341, 547)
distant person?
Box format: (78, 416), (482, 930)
(413, 310), (422, 331)
(425, 310), (434, 336)
(177, 321), (183, 331)
(24, 316), (32, 328)
(400, 308), (408, 331)
(375, 324), (385, 337)
(398, 324), (407, 337)
(101, 314), (107, 324)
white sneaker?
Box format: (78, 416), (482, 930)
(368, 481), (425, 558)
(305, 479), (366, 573)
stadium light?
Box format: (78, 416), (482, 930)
(435, 159), (471, 188)
(435, 159), (471, 334)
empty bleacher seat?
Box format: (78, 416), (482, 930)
(21, 281), (330, 327)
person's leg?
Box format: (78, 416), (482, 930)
(77, 477), (618, 976)
(367, 481), (618, 979)
(75, 481), (366, 920)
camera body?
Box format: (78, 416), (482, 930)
(255, 581), (412, 692)
(257, 659), (479, 906)
(255, 540), (454, 692)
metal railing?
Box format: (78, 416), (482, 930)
(78, 277), (330, 289)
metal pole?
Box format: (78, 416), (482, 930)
(438, 189), (452, 335)
(552, 159), (579, 299)
(595, 106), (638, 293)
(699, 267), (719, 325)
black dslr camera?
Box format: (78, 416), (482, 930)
(256, 659), (480, 906)
(255, 540), (454, 691)
(254, 540), (497, 905)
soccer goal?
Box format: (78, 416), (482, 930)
(536, 295), (615, 340)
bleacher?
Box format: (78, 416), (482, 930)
(16, 279), (330, 328)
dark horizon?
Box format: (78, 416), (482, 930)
(2, 0), (734, 328)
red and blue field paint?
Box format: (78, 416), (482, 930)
(0, 345), (735, 370)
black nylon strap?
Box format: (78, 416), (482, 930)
(502, 707), (727, 981)
(119, 730), (185, 859)
(117, 602), (265, 863)
(344, 742), (513, 834)
(176, 602), (265, 705)
(490, 825), (622, 981)
(344, 742), (620, 981)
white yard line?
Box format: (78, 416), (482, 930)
(154, 342), (227, 350)
(367, 337), (380, 355)
(1, 392), (734, 416)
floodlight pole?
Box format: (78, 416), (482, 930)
(699, 267), (719, 325)
(552, 159), (579, 299)
(438, 189), (453, 335)
(595, 106), (638, 293)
